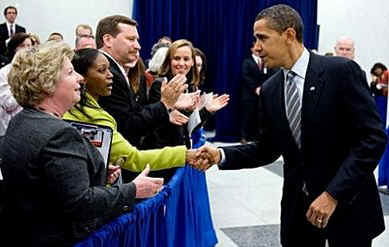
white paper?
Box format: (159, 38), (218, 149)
(187, 109), (202, 137)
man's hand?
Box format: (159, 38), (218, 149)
(160, 75), (188, 109)
(306, 191), (338, 229)
(191, 145), (221, 171)
(205, 94), (230, 113)
(169, 110), (189, 125)
(132, 164), (164, 198)
(255, 87), (261, 95)
(174, 91), (201, 111)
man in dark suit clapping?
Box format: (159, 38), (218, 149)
(195, 4), (386, 247)
(95, 16), (188, 182)
(0, 6), (26, 56)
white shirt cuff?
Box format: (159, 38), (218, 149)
(218, 148), (226, 165)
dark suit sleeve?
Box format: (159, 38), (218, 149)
(42, 127), (135, 220)
(220, 93), (282, 170)
(148, 79), (162, 104)
(326, 60), (387, 203)
(242, 58), (259, 92)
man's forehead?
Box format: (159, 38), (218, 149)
(253, 19), (274, 33)
(118, 23), (138, 35)
(337, 40), (354, 48)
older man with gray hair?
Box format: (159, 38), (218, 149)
(334, 36), (355, 60)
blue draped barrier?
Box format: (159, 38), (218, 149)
(75, 128), (217, 247)
(376, 96), (389, 189)
(378, 128), (389, 188)
(375, 96), (387, 127)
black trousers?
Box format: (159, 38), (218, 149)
(281, 190), (372, 247)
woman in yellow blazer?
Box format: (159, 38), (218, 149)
(64, 48), (196, 172)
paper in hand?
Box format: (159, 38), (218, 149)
(187, 109), (202, 137)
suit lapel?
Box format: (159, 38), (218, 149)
(0, 23), (8, 39)
(302, 53), (325, 123)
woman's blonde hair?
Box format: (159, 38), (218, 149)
(8, 41), (74, 107)
(159, 39), (199, 87)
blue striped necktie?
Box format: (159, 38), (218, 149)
(285, 71), (301, 149)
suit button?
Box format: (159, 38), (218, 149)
(122, 205), (130, 211)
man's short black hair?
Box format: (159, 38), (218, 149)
(255, 4), (304, 43)
(4, 6), (17, 16)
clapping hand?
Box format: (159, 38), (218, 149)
(174, 91), (201, 111)
(132, 164), (164, 198)
(169, 110), (189, 125)
(160, 75), (188, 109)
(205, 94), (230, 113)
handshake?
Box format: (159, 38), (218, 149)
(185, 145), (222, 171)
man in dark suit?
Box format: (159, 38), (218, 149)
(195, 4), (386, 247)
(240, 42), (274, 143)
(95, 15), (187, 182)
(0, 6), (26, 56)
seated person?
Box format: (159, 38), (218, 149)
(63, 48), (196, 174)
(1, 42), (164, 246)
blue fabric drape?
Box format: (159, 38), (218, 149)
(75, 128), (217, 247)
(133, 0), (318, 141)
(375, 96), (387, 127)
(375, 96), (389, 188)
(378, 130), (389, 188)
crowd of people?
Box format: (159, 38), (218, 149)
(0, 6), (230, 246)
(0, 4), (387, 247)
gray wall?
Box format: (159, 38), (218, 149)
(318, 0), (389, 81)
(2, 0), (388, 81)
(0, 0), (133, 48)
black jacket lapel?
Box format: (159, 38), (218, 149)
(302, 53), (325, 123)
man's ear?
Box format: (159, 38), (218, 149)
(284, 27), (297, 44)
(102, 34), (113, 48)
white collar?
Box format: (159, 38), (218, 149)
(283, 47), (310, 80)
(6, 22), (15, 28)
(252, 54), (260, 63)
